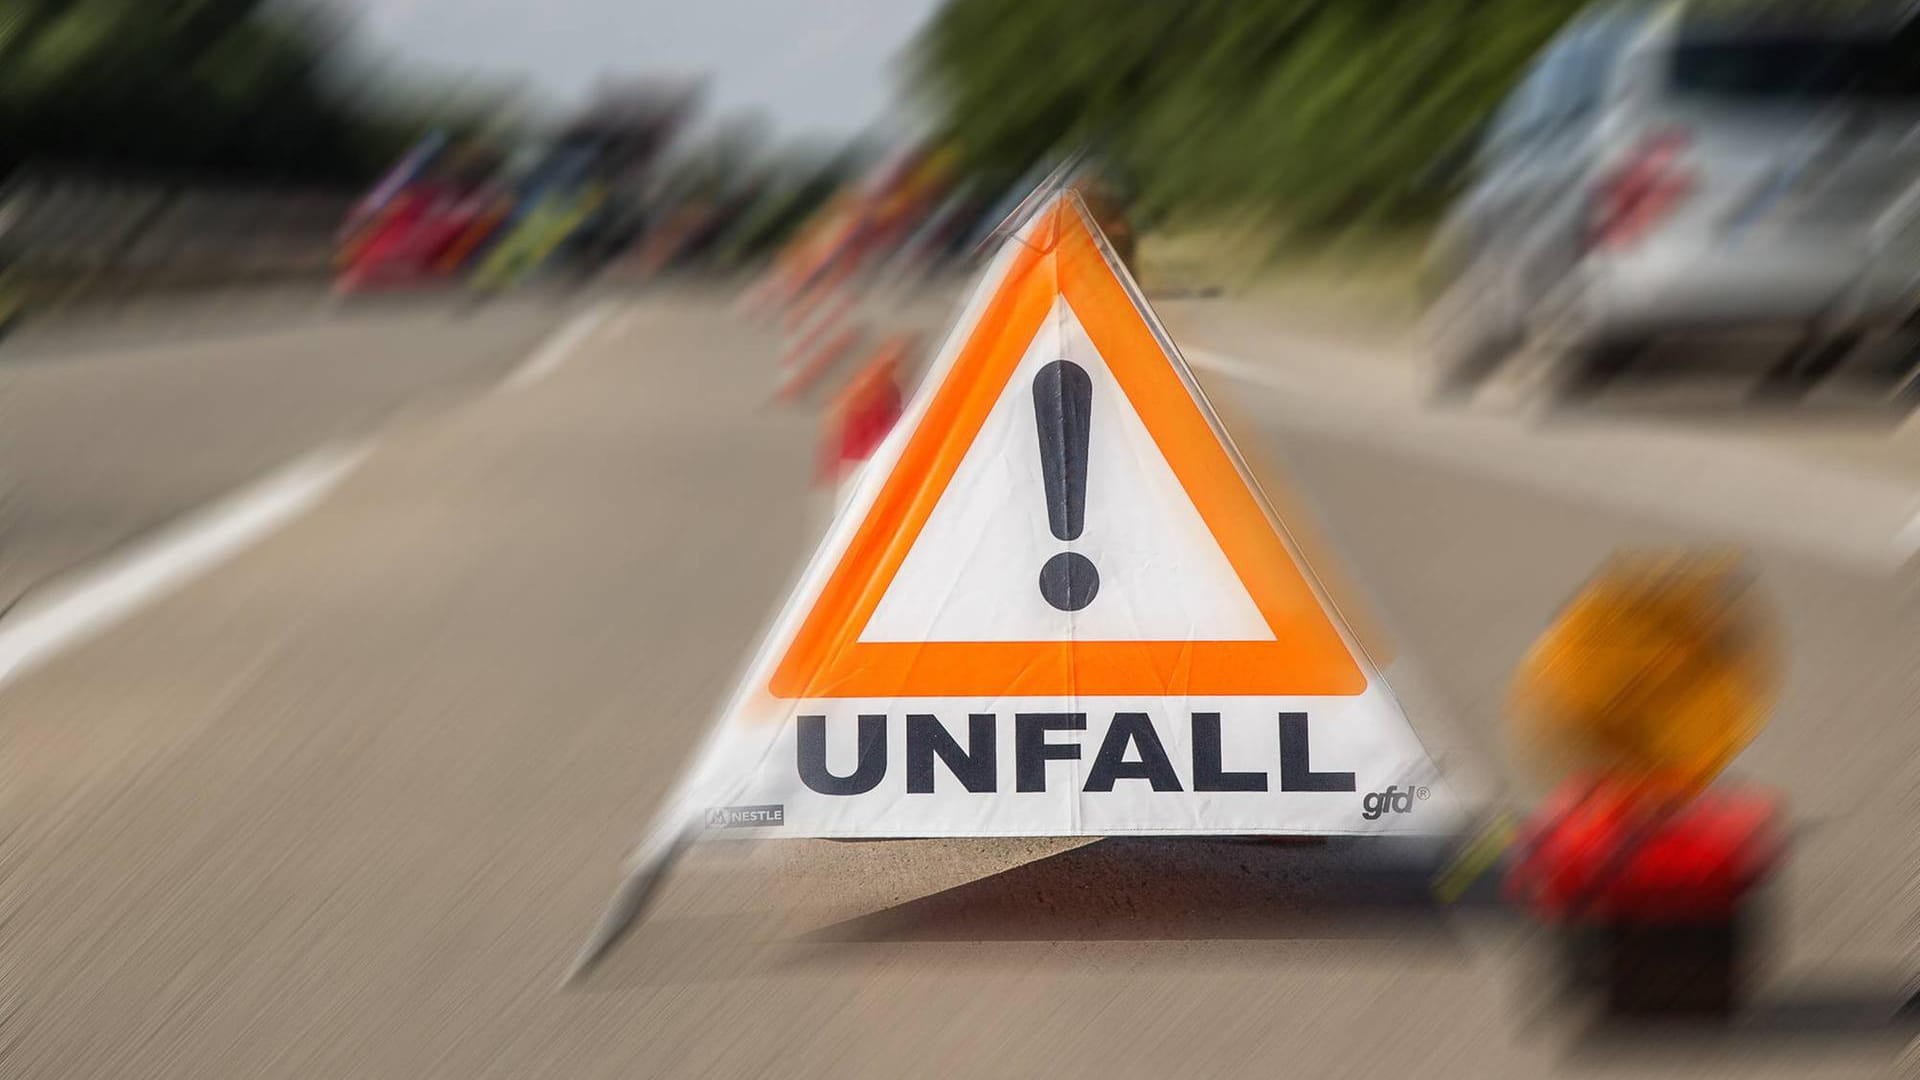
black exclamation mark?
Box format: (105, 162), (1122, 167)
(1033, 359), (1098, 612)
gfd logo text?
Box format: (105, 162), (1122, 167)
(1360, 784), (1428, 820)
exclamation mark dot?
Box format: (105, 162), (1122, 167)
(1032, 359), (1098, 612)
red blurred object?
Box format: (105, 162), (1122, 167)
(817, 340), (908, 483)
(1591, 129), (1693, 252)
(337, 184), (489, 293)
(1506, 775), (1783, 923)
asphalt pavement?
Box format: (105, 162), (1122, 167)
(0, 292), (570, 611)
(3, 283), (1920, 1076)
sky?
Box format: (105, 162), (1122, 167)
(351, 0), (947, 137)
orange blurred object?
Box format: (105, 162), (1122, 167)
(1509, 551), (1775, 797)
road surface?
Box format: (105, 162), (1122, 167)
(0, 292), (570, 612)
(4, 283), (1920, 1077)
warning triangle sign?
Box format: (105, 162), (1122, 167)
(637, 193), (1457, 843)
(772, 202), (1363, 700)
(570, 193), (1465, 977)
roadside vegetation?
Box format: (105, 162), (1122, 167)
(912, 0), (1596, 234)
(912, 0), (1878, 286)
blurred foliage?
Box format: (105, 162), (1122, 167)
(914, 0), (1601, 230)
(0, 0), (417, 183)
(655, 125), (866, 265)
(708, 156), (858, 263)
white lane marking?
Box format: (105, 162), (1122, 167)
(498, 302), (616, 393)
(0, 442), (371, 692)
(1182, 346), (1920, 575)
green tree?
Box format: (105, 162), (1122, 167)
(913, 0), (1594, 230)
(0, 0), (409, 182)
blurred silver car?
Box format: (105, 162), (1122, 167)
(1427, 3), (1920, 399)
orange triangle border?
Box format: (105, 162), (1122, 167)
(769, 201), (1367, 700)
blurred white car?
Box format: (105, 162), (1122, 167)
(1427, 3), (1920, 399)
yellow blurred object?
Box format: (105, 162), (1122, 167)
(1509, 551), (1776, 796)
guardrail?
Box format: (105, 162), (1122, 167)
(0, 168), (354, 302)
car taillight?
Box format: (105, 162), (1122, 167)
(1591, 130), (1692, 252)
